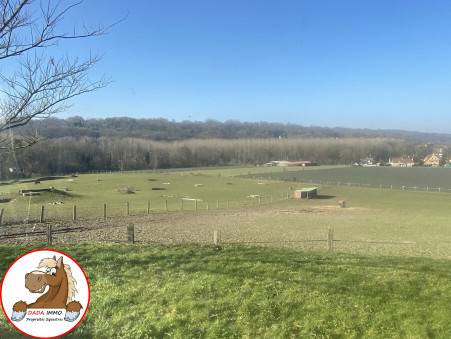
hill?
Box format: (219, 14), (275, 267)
(23, 117), (451, 143)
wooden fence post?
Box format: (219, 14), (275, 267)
(126, 201), (130, 216)
(195, 200), (198, 211)
(147, 200), (151, 214)
(0, 208), (4, 226)
(127, 223), (135, 244)
(327, 228), (334, 252)
(40, 205), (45, 223)
(103, 203), (107, 219)
(213, 230), (220, 246)
(47, 224), (52, 246)
(165, 199), (168, 212)
(72, 205), (77, 221)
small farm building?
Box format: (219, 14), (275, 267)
(293, 187), (318, 199)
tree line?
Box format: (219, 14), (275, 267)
(0, 136), (421, 179)
(21, 117), (451, 143)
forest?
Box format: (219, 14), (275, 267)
(0, 135), (429, 179)
(0, 117), (447, 179)
(20, 117), (451, 142)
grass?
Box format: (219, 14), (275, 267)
(1, 243), (451, 338)
(2, 166), (451, 257)
(258, 166), (451, 189)
(0, 169), (296, 221)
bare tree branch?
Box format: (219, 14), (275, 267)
(0, 0), (112, 153)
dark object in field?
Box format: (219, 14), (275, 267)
(147, 178), (158, 181)
(20, 187), (71, 197)
(0, 197), (12, 203)
(71, 174), (78, 178)
(20, 188), (53, 194)
(226, 182), (233, 185)
(338, 200), (347, 208)
(118, 187), (135, 194)
(152, 187), (166, 190)
(34, 180), (41, 184)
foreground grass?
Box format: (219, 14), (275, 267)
(1, 244), (451, 338)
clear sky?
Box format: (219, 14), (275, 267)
(60, 0), (451, 133)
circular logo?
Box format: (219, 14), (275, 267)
(1, 249), (90, 339)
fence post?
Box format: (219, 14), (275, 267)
(213, 230), (220, 246)
(206, 202), (209, 210)
(126, 201), (130, 216)
(0, 208), (3, 226)
(47, 224), (52, 246)
(40, 205), (45, 223)
(147, 200), (151, 214)
(327, 228), (334, 252)
(165, 199), (168, 212)
(258, 196), (261, 205)
(72, 205), (77, 221)
(127, 223), (135, 244)
(103, 203), (107, 219)
(195, 200), (198, 211)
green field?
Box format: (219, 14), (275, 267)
(2, 166), (451, 258)
(1, 244), (451, 339)
(257, 166), (451, 191)
(2, 166), (451, 337)
(0, 168), (296, 222)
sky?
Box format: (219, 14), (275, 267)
(56, 0), (451, 133)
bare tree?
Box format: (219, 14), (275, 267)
(0, 0), (109, 151)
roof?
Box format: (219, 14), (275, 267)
(390, 157), (414, 163)
(294, 187), (318, 192)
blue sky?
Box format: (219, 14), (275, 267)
(59, 1), (451, 133)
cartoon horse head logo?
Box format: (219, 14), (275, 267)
(11, 255), (82, 322)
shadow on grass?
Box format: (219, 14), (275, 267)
(314, 194), (336, 199)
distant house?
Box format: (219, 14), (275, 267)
(389, 157), (415, 167)
(424, 153), (441, 167)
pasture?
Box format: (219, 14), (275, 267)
(1, 244), (451, 338)
(257, 166), (451, 190)
(2, 166), (451, 337)
(0, 168), (295, 222)
(1, 166), (451, 258)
